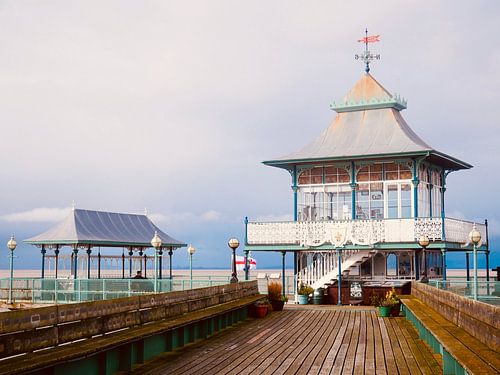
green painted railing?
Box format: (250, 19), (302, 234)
(428, 279), (500, 305)
(0, 278), (231, 304)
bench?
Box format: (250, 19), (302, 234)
(0, 294), (264, 375)
(401, 296), (500, 375)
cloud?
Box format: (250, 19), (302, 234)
(0, 207), (71, 223)
(253, 214), (294, 222)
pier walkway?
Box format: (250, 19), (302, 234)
(132, 306), (441, 375)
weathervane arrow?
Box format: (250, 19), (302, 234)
(355, 29), (381, 73)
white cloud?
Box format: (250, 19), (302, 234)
(0, 207), (71, 223)
(254, 214), (294, 222)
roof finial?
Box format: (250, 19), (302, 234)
(356, 29), (381, 74)
(71, 200), (76, 211)
(144, 207), (148, 216)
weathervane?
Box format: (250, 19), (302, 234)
(355, 29), (381, 73)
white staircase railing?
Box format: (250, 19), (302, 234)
(298, 249), (370, 289)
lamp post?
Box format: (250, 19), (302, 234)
(7, 236), (17, 304)
(469, 224), (481, 301)
(228, 238), (239, 283)
(187, 244), (196, 289)
(151, 231), (162, 293)
(418, 235), (430, 283)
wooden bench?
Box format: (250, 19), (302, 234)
(401, 296), (500, 375)
(0, 294), (264, 375)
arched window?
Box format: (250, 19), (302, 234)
(386, 253), (397, 276)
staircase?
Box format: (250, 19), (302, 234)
(298, 250), (375, 289)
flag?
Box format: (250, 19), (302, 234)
(358, 35), (380, 43)
(234, 255), (257, 271)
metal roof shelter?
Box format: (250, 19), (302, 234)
(264, 74), (471, 171)
(24, 208), (186, 279)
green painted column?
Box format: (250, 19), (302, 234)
(351, 161), (356, 219)
(281, 251), (286, 297)
(86, 245), (92, 279)
(244, 250), (250, 281)
(337, 249), (342, 305)
(292, 166), (298, 221)
(441, 248), (447, 281)
(40, 245), (46, 279)
(73, 247), (79, 280)
(412, 160), (419, 218)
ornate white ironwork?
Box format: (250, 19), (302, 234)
(247, 217), (485, 247)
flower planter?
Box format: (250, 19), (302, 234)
(379, 306), (391, 317)
(255, 305), (268, 318)
(297, 295), (309, 305)
(390, 302), (401, 317)
(270, 300), (285, 311)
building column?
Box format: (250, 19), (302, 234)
(414, 250), (419, 280)
(281, 251), (286, 297)
(244, 250), (250, 281)
(41, 245), (46, 279)
(86, 245), (92, 279)
(143, 253), (147, 278)
(351, 161), (356, 219)
(412, 159), (420, 218)
(337, 249), (342, 306)
(441, 248), (447, 281)
(292, 166), (298, 221)
(486, 250), (490, 282)
(98, 248), (101, 279)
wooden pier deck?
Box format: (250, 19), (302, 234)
(132, 306), (442, 375)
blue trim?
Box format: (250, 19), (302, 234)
(244, 217), (248, 245)
(442, 249), (447, 281)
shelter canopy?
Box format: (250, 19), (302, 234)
(24, 208), (186, 248)
(264, 73), (471, 171)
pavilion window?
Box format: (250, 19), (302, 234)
(431, 169), (443, 217)
(356, 165), (384, 220)
(418, 164), (430, 217)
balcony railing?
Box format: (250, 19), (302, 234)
(246, 217), (487, 247)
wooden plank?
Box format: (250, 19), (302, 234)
(342, 311), (361, 374)
(318, 310), (350, 375)
(331, 309), (356, 374)
(370, 311), (387, 375)
(396, 317), (442, 375)
(389, 318), (423, 374)
(364, 310), (375, 375)
(308, 310), (346, 375)
(378, 317), (398, 374)
(384, 316), (411, 375)
(353, 311), (367, 375)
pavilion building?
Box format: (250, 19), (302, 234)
(24, 208), (186, 280)
(244, 70), (489, 299)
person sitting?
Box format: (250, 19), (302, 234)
(133, 270), (144, 279)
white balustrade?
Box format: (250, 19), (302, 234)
(247, 217), (484, 247)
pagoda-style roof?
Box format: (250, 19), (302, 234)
(264, 74), (471, 170)
(24, 208), (186, 248)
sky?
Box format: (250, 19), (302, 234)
(0, 1), (499, 270)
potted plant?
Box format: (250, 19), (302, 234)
(379, 298), (393, 317)
(254, 299), (269, 318)
(386, 288), (401, 317)
(268, 281), (288, 311)
(297, 284), (314, 305)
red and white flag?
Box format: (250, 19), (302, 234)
(234, 255), (257, 271)
(358, 35), (380, 43)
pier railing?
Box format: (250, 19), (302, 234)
(246, 217), (487, 247)
(428, 279), (500, 306)
(0, 278), (231, 304)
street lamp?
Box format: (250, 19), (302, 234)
(7, 236), (17, 304)
(228, 238), (239, 283)
(469, 224), (481, 301)
(418, 235), (430, 283)
(151, 231), (162, 293)
(187, 244), (196, 289)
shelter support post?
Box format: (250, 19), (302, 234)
(54, 246), (59, 279)
(168, 248), (173, 279)
(281, 251), (286, 297)
(466, 253), (470, 281)
(159, 249), (163, 279)
(128, 249), (133, 278)
(414, 250), (419, 280)
(486, 251), (490, 282)
(73, 247), (78, 280)
(86, 246), (92, 279)
(143, 253), (147, 278)
(41, 245), (46, 279)
(138, 250), (143, 272)
(98, 249), (101, 279)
